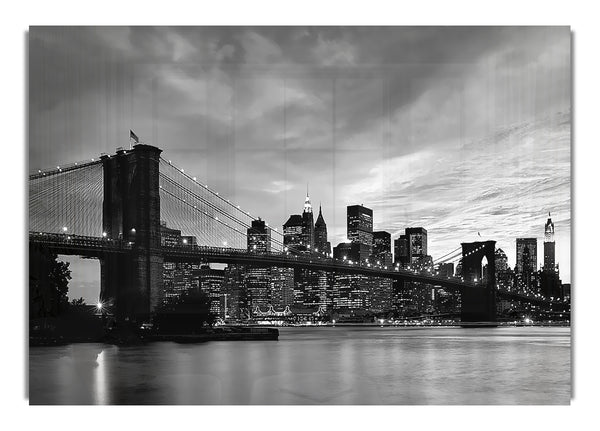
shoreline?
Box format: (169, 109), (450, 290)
(29, 323), (569, 347)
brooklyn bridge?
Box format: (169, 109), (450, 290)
(29, 143), (567, 323)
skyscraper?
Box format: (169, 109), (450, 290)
(283, 214), (303, 252)
(301, 190), (315, 251)
(495, 248), (509, 272)
(246, 219), (271, 311)
(314, 204), (331, 255)
(247, 218), (271, 253)
(370, 231), (394, 312)
(347, 205), (373, 247)
(373, 231), (392, 267)
(394, 234), (409, 266)
(516, 238), (537, 274)
(544, 213), (556, 271)
(405, 227), (428, 264)
(283, 192), (320, 306)
(313, 204), (332, 308)
(541, 213), (561, 299)
(160, 221), (202, 303)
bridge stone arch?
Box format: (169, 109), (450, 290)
(460, 241), (496, 323)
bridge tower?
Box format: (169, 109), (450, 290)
(100, 144), (163, 322)
(460, 240), (497, 324)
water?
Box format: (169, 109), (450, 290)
(28, 326), (570, 405)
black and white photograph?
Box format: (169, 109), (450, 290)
(5, 1), (597, 422)
(26, 24), (572, 406)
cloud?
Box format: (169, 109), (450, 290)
(28, 27), (572, 282)
(338, 111), (570, 280)
(313, 34), (357, 66)
(263, 180), (294, 194)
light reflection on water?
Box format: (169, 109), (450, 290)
(29, 326), (570, 405)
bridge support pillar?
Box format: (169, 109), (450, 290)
(460, 241), (497, 324)
(100, 144), (163, 322)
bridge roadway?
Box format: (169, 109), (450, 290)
(29, 232), (474, 290)
(29, 232), (569, 308)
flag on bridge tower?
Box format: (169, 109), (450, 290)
(129, 130), (139, 148)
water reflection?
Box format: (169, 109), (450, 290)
(29, 327), (570, 405)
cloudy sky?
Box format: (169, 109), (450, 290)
(29, 27), (571, 297)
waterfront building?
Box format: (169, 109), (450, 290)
(222, 265), (247, 320)
(160, 221), (203, 302)
(199, 266), (226, 318)
(270, 267), (295, 308)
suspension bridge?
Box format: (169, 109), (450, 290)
(29, 143), (566, 323)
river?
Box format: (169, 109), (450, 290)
(28, 326), (570, 405)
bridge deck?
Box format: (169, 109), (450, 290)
(29, 232), (569, 308)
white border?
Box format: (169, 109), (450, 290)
(2, 1), (598, 429)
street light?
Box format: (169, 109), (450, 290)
(62, 226), (68, 232)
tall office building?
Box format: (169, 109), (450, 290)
(495, 248), (509, 272)
(283, 214), (303, 252)
(301, 191), (315, 251)
(516, 238), (537, 274)
(312, 204), (332, 307)
(347, 205), (374, 265)
(199, 266), (226, 318)
(371, 230), (393, 311)
(160, 221), (203, 302)
(222, 265), (246, 320)
(544, 214), (556, 271)
(246, 219), (271, 312)
(314, 204), (331, 255)
(347, 205), (373, 246)
(540, 213), (561, 298)
(394, 234), (409, 266)
(405, 227), (428, 264)
(373, 231), (392, 267)
(283, 193), (320, 306)
(495, 248), (513, 290)
(270, 267), (295, 308)
(247, 218), (271, 253)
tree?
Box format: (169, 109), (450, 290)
(71, 297), (86, 306)
(30, 246), (72, 318)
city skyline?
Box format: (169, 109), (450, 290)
(29, 27), (571, 289)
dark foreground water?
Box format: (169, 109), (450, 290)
(29, 326), (570, 405)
